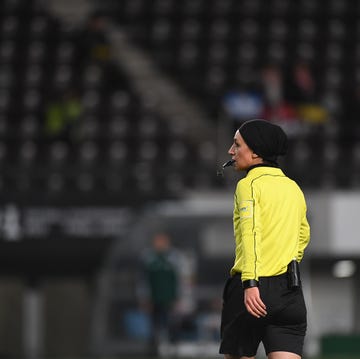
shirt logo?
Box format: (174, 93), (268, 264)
(239, 200), (253, 219)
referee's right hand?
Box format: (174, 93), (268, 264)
(244, 287), (267, 318)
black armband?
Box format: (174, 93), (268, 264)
(242, 279), (259, 289)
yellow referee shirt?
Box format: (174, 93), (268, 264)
(231, 165), (310, 282)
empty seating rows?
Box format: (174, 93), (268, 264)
(2, 0), (360, 206)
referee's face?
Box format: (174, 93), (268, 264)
(228, 130), (259, 170)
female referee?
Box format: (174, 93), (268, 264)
(219, 119), (310, 359)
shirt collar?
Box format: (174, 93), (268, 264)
(246, 162), (279, 174)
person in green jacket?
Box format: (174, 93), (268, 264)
(143, 232), (179, 349)
(220, 119), (310, 359)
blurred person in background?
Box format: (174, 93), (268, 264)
(285, 61), (328, 126)
(286, 61), (317, 104)
(44, 88), (82, 140)
(259, 63), (301, 137)
(141, 232), (180, 353)
(219, 119), (310, 359)
(79, 12), (112, 63)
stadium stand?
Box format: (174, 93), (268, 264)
(0, 0), (220, 206)
(2, 0), (360, 208)
(93, 0), (360, 190)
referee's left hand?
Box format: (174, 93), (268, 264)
(244, 287), (267, 318)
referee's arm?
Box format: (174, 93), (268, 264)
(236, 180), (260, 283)
(297, 206), (310, 262)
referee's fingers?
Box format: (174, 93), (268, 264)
(246, 299), (267, 318)
(249, 303), (266, 318)
(244, 289), (267, 318)
(245, 302), (258, 318)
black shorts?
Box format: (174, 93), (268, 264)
(219, 273), (307, 357)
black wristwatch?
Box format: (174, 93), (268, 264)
(242, 279), (259, 289)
